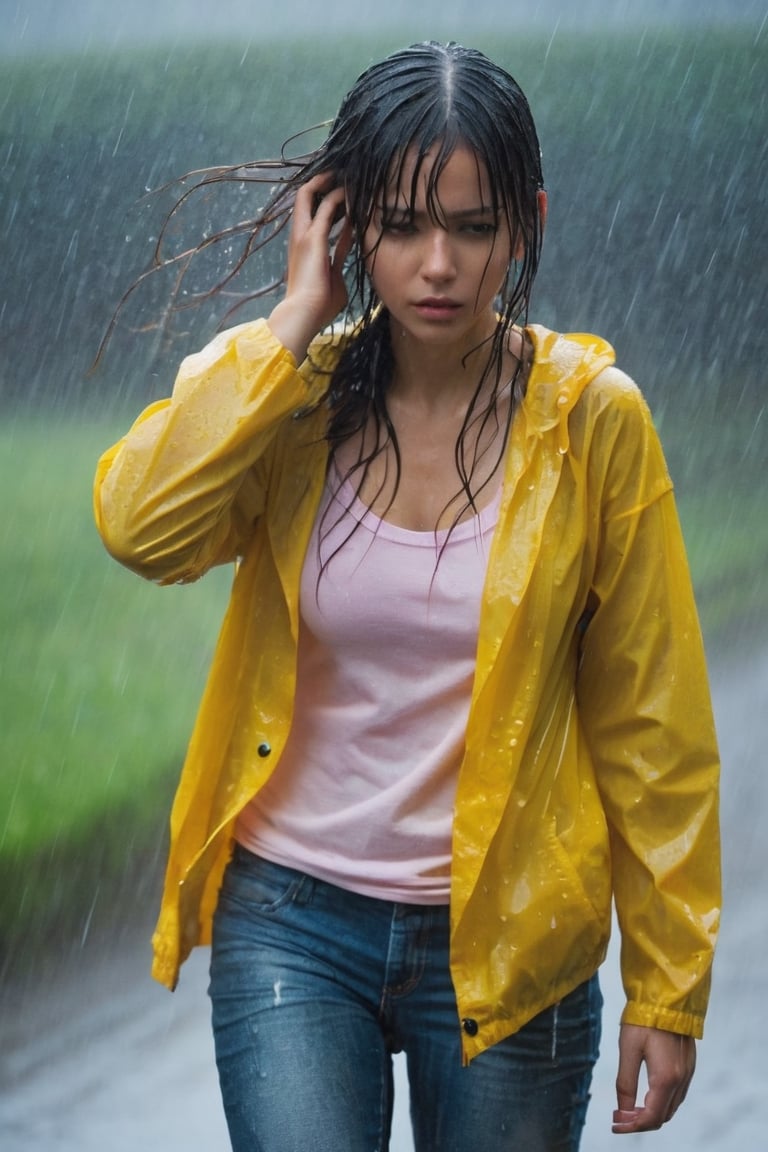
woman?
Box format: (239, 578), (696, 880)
(94, 41), (720, 1151)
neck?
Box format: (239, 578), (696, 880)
(388, 319), (499, 411)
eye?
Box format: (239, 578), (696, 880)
(460, 221), (498, 236)
(381, 216), (416, 235)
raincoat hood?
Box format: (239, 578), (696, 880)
(521, 325), (616, 450)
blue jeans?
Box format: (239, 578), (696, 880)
(209, 846), (602, 1151)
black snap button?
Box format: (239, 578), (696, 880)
(462, 1018), (479, 1037)
(257, 742), (271, 758)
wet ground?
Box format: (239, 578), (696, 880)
(1, 641), (765, 1150)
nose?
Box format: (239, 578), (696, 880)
(421, 227), (456, 282)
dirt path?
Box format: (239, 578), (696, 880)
(2, 643), (765, 1151)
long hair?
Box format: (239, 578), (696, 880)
(105, 42), (545, 550)
(313, 42), (545, 543)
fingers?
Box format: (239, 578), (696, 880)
(613, 1027), (643, 1132)
(267, 173), (352, 362)
(289, 175), (349, 277)
(612, 1083), (685, 1134)
(612, 1026), (696, 1135)
(293, 173), (346, 237)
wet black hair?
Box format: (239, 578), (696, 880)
(104, 42), (545, 548)
(325, 40), (544, 337)
(306, 41), (545, 536)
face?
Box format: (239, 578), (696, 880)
(362, 143), (517, 351)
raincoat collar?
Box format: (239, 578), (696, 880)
(521, 325), (616, 453)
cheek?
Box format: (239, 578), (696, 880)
(469, 225), (511, 287)
(480, 251), (513, 298)
(363, 241), (402, 298)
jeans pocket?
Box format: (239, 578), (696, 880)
(221, 846), (310, 913)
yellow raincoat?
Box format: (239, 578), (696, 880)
(94, 319), (720, 1063)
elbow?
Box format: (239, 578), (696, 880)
(96, 518), (177, 584)
(94, 487), (139, 569)
(94, 491), (202, 585)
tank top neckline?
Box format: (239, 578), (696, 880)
(329, 463), (502, 547)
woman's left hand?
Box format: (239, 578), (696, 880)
(612, 1024), (696, 1134)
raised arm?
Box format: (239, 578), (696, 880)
(94, 174), (353, 586)
(94, 321), (318, 584)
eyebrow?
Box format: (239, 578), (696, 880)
(382, 205), (496, 220)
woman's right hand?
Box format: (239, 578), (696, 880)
(267, 173), (354, 362)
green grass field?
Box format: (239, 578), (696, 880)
(1, 417), (231, 855)
(658, 405), (768, 643)
(0, 418), (232, 949)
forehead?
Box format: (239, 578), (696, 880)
(383, 142), (493, 207)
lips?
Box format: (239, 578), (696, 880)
(413, 297), (462, 318)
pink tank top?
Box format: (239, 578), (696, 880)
(235, 467), (501, 902)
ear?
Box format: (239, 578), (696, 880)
(537, 189), (548, 235)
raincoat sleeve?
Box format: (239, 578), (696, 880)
(576, 371), (721, 1039)
(94, 319), (333, 585)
